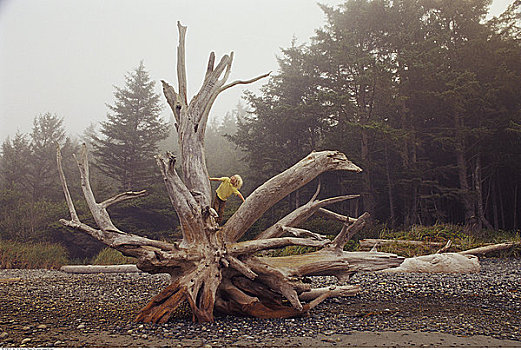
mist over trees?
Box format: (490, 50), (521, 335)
(91, 61), (170, 191)
(1, 0), (520, 261)
(233, 0), (521, 232)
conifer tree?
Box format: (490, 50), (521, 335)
(93, 61), (170, 190)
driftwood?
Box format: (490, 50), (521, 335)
(57, 22), (404, 323)
(60, 265), (141, 274)
(459, 242), (517, 256)
(373, 239), (519, 274)
(381, 253), (480, 273)
(359, 239), (445, 250)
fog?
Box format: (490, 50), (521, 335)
(0, 0), (513, 142)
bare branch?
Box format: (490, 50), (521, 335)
(56, 145), (79, 222)
(204, 51), (215, 81)
(299, 285), (360, 301)
(459, 242), (516, 256)
(223, 151), (363, 242)
(161, 80), (181, 125)
(226, 255), (258, 280)
(281, 226), (328, 241)
(316, 208), (357, 224)
(74, 144), (121, 233)
(155, 152), (204, 244)
(219, 72), (271, 93)
(218, 51), (234, 86)
(329, 212), (370, 252)
(227, 236), (329, 256)
(436, 240), (453, 254)
(176, 21), (188, 105)
(100, 190), (147, 209)
(256, 193), (359, 240)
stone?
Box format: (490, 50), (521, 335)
(0, 332), (8, 339)
(21, 338), (31, 345)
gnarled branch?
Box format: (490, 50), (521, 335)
(223, 151), (362, 242)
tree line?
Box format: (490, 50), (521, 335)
(0, 60), (247, 258)
(232, 0), (521, 233)
(1, 0), (520, 259)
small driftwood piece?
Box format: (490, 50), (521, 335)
(381, 253), (480, 273)
(60, 265), (141, 274)
(459, 242), (517, 256)
(359, 239), (445, 250)
(57, 22), (404, 323)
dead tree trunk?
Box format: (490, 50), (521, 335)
(57, 22), (403, 323)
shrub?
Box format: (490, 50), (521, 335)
(0, 239), (69, 269)
(91, 247), (137, 265)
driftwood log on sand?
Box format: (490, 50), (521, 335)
(60, 265), (141, 274)
(381, 252), (480, 273)
(381, 241), (518, 274)
(359, 239), (445, 250)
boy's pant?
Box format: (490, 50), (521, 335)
(212, 193), (226, 224)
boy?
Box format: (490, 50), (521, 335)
(209, 175), (245, 224)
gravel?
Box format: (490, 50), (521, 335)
(0, 257), (520, 347)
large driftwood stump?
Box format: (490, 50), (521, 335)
(57, 22), (403, 323)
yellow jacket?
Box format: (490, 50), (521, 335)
(215, 177), (241, 201)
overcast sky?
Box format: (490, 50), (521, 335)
(0, 0), (514, 143)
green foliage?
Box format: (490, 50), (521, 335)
(230, 0), (521, 232)
(377, 224), (521, 257)
(381, 224), (467, 242)
(91, 61), (170, 191)
(0, 239), (69, 269)
(91, 247), (137, 265)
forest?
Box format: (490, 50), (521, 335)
(1, 0), (520, 262)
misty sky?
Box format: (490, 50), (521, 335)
(0, 0), (514, 143)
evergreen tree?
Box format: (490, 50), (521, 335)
(28, 113), (71, 201)
(0, 132), (32, 192)
(232, 42), (324, 186)
(92, 61), (170, 190)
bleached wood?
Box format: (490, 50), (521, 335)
(381, 253), (480, 273)
(56, 146), (79, 222)
(359, 239), (445, 250)
(223, 151), (363, 242)
(100, 190), (147, 209)
(256, 188), (359, 240)
(299, 285), (360, 301)
(228, 236), (329, 255)
(60, 264), (140, 274)
(317, 208), (357, 224)
(459, 242), (516, 256)
(436, 240), (453, 254)
(330, 212), (370, 252)
(57, 22), (405, 324)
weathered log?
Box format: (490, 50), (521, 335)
(359, 239), (445, 250)
(299, 285), (361, 301)
(60, 265), (141, 274)
(459, 242), (517, 256)
(381, 253), (480, 273)
(57, 22), (404, 324)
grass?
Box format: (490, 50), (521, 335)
(0, 239), (69, 269)
(264, 224), (520, 258)
(91, 247), (138, 265)
(376, 224), (521, 258)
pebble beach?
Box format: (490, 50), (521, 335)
(1, 257), (520, 348)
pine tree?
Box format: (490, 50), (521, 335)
(93, 61), (170, 190)
(0, 132), (32, 192)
